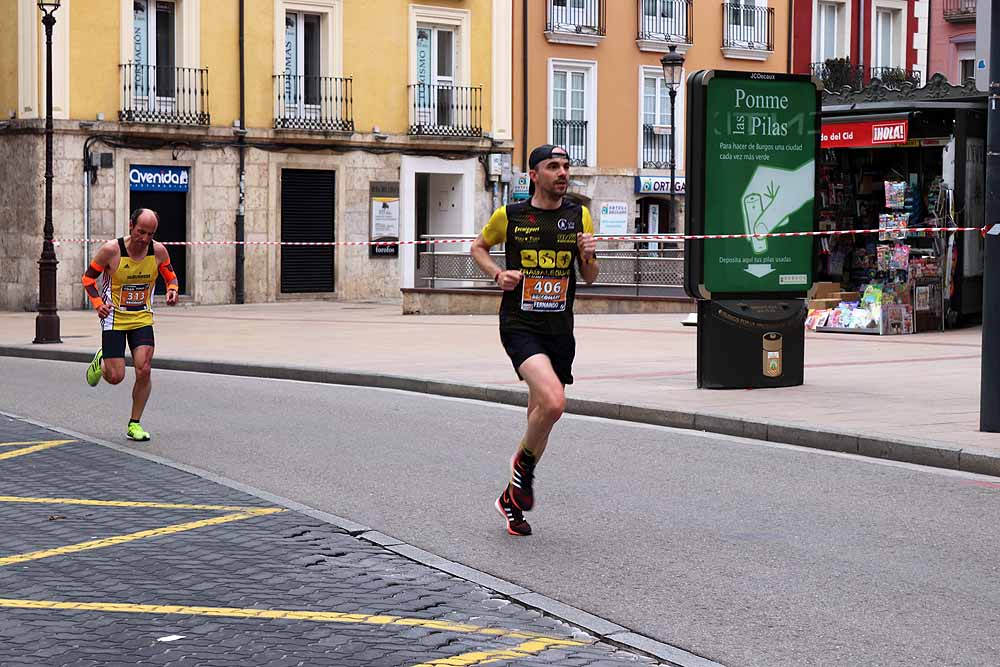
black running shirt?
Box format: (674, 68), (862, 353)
(481, 199), (594, 336)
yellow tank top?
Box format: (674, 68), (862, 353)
(101, 238), (158, 331)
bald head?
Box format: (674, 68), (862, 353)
(128, 208), (159, 247)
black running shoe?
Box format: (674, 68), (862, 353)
(495, 486), (532, 536)
(509, 448), (536, 511)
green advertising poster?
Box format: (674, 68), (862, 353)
(703, 73), (818, 294)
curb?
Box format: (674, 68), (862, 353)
(4, 411), (723, 667)
(4, 344), (999, 480)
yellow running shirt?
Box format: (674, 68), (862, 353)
(101, 238), (158, 331)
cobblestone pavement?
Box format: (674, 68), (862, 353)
(0, 415), (664, 667)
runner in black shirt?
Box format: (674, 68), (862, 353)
(471, 144), (599, 536)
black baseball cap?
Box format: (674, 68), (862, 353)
(528, 144), (569, 170)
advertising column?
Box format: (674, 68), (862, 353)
(685, 71), (820, 388)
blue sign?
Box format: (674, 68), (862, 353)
(634, 175), (686, 195)
(129, 165), (190, 192)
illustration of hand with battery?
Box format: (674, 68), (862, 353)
(741, 161), (815, 254)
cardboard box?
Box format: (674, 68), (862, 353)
(812, 282), (842, 299)
(807, 298), (842, 310)
(833, 291), (860, 302)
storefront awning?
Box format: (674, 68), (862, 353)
(820, 113), (910, 149)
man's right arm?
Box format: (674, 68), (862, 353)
(82, 243), (114, 317)
(471, 207), (521, 291)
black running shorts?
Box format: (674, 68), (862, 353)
(102, 326), (155, 359)
(499, 328), (576, 386)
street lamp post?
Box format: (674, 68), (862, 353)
(660, 45), (685, 243)
(34, 0), (62, 344)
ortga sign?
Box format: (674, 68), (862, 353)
(820, 119), (908, 149)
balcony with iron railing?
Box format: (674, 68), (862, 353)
(810, 60), (922, 91)
(545, 0), (605, 46)
(870, 67), (922, 88)
(552, 119), (588, 166)
(942, 0), (976, 22)
(636, 0), (693, 52)
(721, 3), (774, 60)
(810, 59), (865, 91)
(641, 125), (674, 169)
(273, 75), (354, 132)
(408, 84), (482, 138)
(119, 64), (209, 126)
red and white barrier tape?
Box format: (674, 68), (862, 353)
(53, 226), (985, 247)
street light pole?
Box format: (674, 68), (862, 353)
(660, 44), (685, 242)
(34, 0), (61, 344)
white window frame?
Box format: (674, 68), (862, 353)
(871, 0), (907, 70)
(956, 43), (975, 83)
(132, 0), (179, 105)
(408, 5), (470, 87)
(273, 1), (343, 81)
(547, 58), (597, 168)
(283, 11), (326, 120)
(812, 0), (851, 63)
(120, 0), (199, 71)
(637, 65), (685, 174)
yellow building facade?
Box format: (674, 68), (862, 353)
(511, 0), (792, 242)
(0, 0), (512, 309)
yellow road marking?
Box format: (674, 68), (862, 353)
(411, 637), (583, 666)
(0, 440), (75, 460)
(0, 598), (587, 647)
(0, 495), (278, 513)
(0, 440), (74, 447)
(0, 509), (284, 567)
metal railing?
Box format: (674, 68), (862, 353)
(546, 0), (605, 36)
(552, 119), (588, 166)
(119, 64), (209, 125)
(273, 75), (354, 132)
(416, 236), (684, 292)
(811, 60), (865, 91)
(870, 67), (921, 88)
(642, 124), (674, 169)
(942, 0), (976, 21)
(408, 84), (482, 138)
(722, 3), (774, 52)
(637, 0), (693, 44)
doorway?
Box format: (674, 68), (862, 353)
(129, 190), (187, 294)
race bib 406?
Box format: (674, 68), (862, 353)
(520, 277), (568, 312)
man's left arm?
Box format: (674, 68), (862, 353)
(578, 207), (599, 285)
(154, 242), (180, 306)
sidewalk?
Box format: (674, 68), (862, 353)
(0, 301), (996, 476)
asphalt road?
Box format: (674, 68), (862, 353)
(3, 356), (999, 667)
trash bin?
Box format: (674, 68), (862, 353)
(697, 299), (806, 389)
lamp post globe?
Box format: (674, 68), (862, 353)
(659, 45), (685, 247)
(34, 0), (61, 344)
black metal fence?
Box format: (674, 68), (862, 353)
(810, 60), (922, 91)
(942, 0), (976, 21)
(642, 125), (673, 169)
(637, 0), (692, 44)
(811, 59), (865, 91)
(552, 119), (588, 166)
(870, 67), (921, 88)
(721, 3), (774, 51)
(546, 0), (605, 36)
(273, 75), (354, 132)
(408, 84), (482, 138)
(119, 64), (209, 125)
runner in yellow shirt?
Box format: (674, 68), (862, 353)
(471, 144), (599, 536)
(81, 208), (179, 441)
